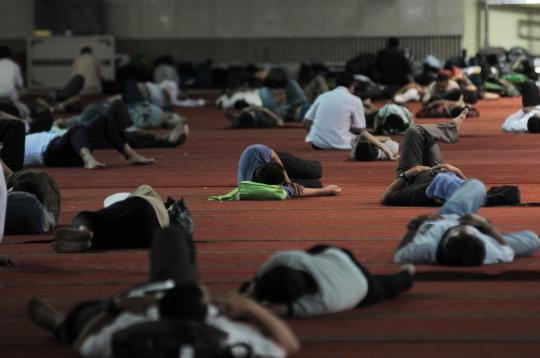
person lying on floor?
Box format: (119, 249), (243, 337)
(118, 79), (205, 109)
(240, 245), (415, 317)
(350, 131), (400, 162)
(238, 144), (341, 198)
(502, 80), (540, 133)
(50, 185), (172, 253)
(28, 226), (300, 358)
(380, 109), (468, 206)
(395, 179), (540, 266)
(422, 73), (463, 105)
(24, 114), (154, 170)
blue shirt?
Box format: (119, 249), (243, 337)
(237, 145), (294, 198)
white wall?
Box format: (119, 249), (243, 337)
(1, 0), (464, 39)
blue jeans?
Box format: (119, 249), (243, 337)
(259, 80), (308, 121)
(438, 179), (539, 257)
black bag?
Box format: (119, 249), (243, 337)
(484, 186), (521, 207)
(165, 197), (194, 235)
(112, 319), (244, 358)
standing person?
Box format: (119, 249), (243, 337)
(376, 37), (412, 88)
(242, 245), (415, 317)
(303, 71), (366, 149)
(71, 45), (105, 95)
(394, 179), (540, 266)
(27, 226), (300, 358)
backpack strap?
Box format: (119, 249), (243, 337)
(207, 188), (240, 201)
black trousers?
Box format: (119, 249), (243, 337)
(72, 197), (161, 250)
(522, 80), (540, 108)
(81, 100), (133, 129)
(275, 150), (323, 188)
(0, 119), (25, 173)
(55, 225), (197, 345)
(43, 114), (129, 167)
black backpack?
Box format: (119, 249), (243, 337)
(112, 319), (251, 358)
(484, 186), (521, 207)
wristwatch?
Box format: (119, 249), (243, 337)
(407, 219), (420, 230)
(398, 172), (409, 182)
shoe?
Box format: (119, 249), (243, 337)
(165, 197), (193, 235)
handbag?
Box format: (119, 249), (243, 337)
(208, 181), (287, 201)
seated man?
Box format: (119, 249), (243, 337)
(51, 185), (171, 253)
(502, 80), (540, 133)
(395, 179), (540, 266)
(241, 245), (415, 317)
(422, 73), (462, 105)
(27, 225), (300, 358)
(71, 45), (105, 95)
(24, 114), (154, 170)
(238, 144), (341, 198)
(381, 109), (468, 206)
(303, 71), (366, 149)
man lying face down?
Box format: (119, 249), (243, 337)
(395, 180), (540, 266)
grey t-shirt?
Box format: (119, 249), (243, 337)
(258, 248), (368, 317)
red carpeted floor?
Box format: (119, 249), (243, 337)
(2, 95), (540, 357)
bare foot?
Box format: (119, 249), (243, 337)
(83, 157), (106, 170)
(51, 240), (92, 253)
(52, 227), (93, 242)
(451, 108), (468, 129)
(26, 297), (64, 332)
(168, 123), (189, 147)
(125, 154), (154, 165)
(401, 264), (416, 277)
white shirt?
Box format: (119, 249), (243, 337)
(394, 215), (515, 265)
(304, 87), (366, 149)
(71, 53), (105, 94)
(259, 248), (368, 317)
(376, 140), (399, 160)
(0, 58), (23, 100)
(146, 80), (204, 108)
(501, 107), (540, 133)
(24, 132), (60, 167)
(79, 304), (285, 358)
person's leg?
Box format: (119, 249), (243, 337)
(149, 226), (199, 285)
(0, 119), (25, 173)
(104, 99), (133, 128)
(302, 75), (329, 103)
(79, 103), (107, 125)
(56, 75), (84, 102)
(521, 80), (540, 108)
(502, 231), (540, 257)
(285, 80), (308, 106)
(275, 150), (323, 188)
(438, 179), (486, 216)
(42, 126), (92, 168)
(28, 112), (53, 134)
(356, 265), (415, 307)
(259, 87), (283, 120)
(122, 80), (145, 105)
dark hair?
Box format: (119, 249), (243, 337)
(528, 117), (540, 133)
(235, 111), (257, 127)
(436, 73), (449, 82)
(450, 106), (466, 118)
(159, 284), (207, 321)
(436, 227), (486, 266)
(80, 46), (92, 55)
(0, 46), (12, 59)
(336, 71), (356, 88)
(388, 37), (399, 48)
(12, 180), (44, 204)
(384, 113), (406, 130)
(234, 99), (249, 109)
(255, 266), (317, 303)
(355, 142), (378, 161)
(256, 162), (285, 185)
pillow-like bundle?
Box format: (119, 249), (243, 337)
(5, 191), (45, 235)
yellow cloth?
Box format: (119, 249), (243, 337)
(128, 185), (169, 228)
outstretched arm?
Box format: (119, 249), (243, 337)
(244, 107), (283, 126)
(381, 166), (431, 204)
(296, 185), (341, 197)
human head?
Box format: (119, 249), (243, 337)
(336, 71), (356, 90)
(436, 225), (486, 266)
(255, 162), (286, 185)
(384, 113), (406, 131)
(235, 111), (256, 127)
(0, 46), (12, 59)
(11, 180), (44, 205)
(528, 116), (540, 133)
(159, 284), (207, 321)
(255, 266), (317, 303)
(435, 73), (449, 93)
(388, 37), (399, 49)
(80, 45), (92, 55)
(354, 141), (378, 161)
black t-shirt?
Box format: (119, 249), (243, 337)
(384, 171), (439, 206)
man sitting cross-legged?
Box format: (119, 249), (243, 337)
(395, 179), (540, 266)
(24, 114), (153, 170)
(28, 226), (300, 358)
(381, 109), (468, 206)
(238, 144), (341, 198)
(241, 245), (415, 317)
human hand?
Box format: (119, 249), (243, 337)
(459, 213), (493, 233)
(212, 292), (253, 319)
(388, 152), (400, 161)
(324, 185), (341, 196)
(405, 166), (431, 177)
(288, 182), (304, 195)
